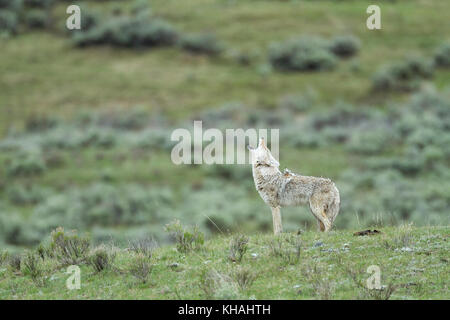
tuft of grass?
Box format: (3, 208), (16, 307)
(231, 265), (257, 291)
(198, 268), (240, 299)
(128, 237), (157, 259)
(301, 264), (335, 300)
(268, 234), (302, 266)
(382, 223), (414, 249)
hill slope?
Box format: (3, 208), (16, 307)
(0, 226), (448, 299)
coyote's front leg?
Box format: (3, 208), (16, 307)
(271, 207), (283, 235)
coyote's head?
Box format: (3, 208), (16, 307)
(247, 137), (280, 167)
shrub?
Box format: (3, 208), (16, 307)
(78, 7), (98, 32)
(372, 57), (434, 92)
(24, 9), (48, 29)
(74, 15), (179, 48)
(0, 0), (23, 11)
(50, 227), (90, 266)
(88, 245), (116, 273)
(0, 10), (19, 35)
(128, 253), (152, 284)
(347, 129), (392, 155)
(24, 0), (53, 9)
(180, 33), (224, 56)
(28, 184), (174, 244)
(165, 219), (204, 253)
(228, 234), (248, 263)
(269, 36), (337, 72)
(434, 42), (450, 68)
(329, 35), (360, 58)
(95, 108), (150, 130)
(6, 152), (46, 177)
(25, 114), (59, 132)
(7, 184), (48, 205)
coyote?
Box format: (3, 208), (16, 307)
(248, 138), (340, 234)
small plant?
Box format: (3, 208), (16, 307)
(165, 219), (204, 253)
(129, 253), (153, 284)
(50, 227), (90, 266)
(231, 265), (257, 290)
(88, 245), (116, 273)
(228, 234), (249, 263)
(128, 237), (157, 258)
(179, 33), (224, 56)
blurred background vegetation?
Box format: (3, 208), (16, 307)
(1, 0), (449, 251)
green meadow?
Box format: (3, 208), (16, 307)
(0, 0), (449, 299)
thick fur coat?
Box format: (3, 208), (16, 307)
(248, 138), (340, 234)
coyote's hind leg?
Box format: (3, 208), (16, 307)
(309, 195), (332, 232)
(317, 219), (325, 232)
(271, 207), (283, 235)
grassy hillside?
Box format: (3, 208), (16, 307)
(0, 225), (448, 299)
(1, 0), (449, 261)
(2, 0), (450, 134)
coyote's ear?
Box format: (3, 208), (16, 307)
(259, 137), (265, 147)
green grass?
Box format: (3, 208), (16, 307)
(2, 0), (450, 135)
(0, 226), (448, 299)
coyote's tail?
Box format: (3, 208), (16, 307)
(328, 186), (340, 224)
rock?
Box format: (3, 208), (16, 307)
(313, 241), (324, 248)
